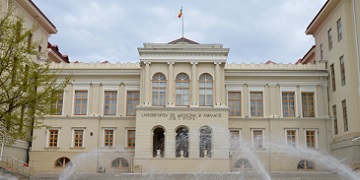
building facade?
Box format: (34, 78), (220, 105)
(29, 38), (333, 175)
(306, 0), (360, 168)
(0, 0), (61, 163)
(2, 0), (356, 177)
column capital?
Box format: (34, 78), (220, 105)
(167, 61), (175, 65)
(190, 61), (198, 65)
(214, 61), (222, 65)
(143, 61), (151, 65)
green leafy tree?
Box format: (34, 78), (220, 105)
(0, 4), (70, 144)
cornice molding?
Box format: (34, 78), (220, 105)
(225, 63), (326, 70)
(139, 52), (228, 57)
(49, 62), (141, 69)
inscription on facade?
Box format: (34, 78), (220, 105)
(140, 113), (222, 120)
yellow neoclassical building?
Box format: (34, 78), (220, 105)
(2, 0), (360, 179)
(29, 38), (336, 178)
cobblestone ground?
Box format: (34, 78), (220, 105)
(30, 171), (357, 180)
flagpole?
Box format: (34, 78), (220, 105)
(182, 11), (184, 37)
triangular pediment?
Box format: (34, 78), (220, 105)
(168, 37), (199, 44)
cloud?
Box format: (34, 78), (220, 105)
(33, 0), (327, 63)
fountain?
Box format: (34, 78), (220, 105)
(48, 130), (360, 180)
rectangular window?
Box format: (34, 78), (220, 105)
(126, 91), (139, 116)
(228, 92), (241, 116)
(127, 130), (135, 148)
(51, 91), (63, 115)
(340, 56), (345, 86)
(230, 130), (240, 149)
(104, 129), (115, 147)
(320, 44), (324, 60)
(337, 18), (342, 41)
(282, 92), (295, 117)
(48, 129), (59, 148)
(252, 129), (263, 149)
(328, 29), (333, 50)
(306, 130), (316, 149)
(73, 129), (84, 148)
(74, 91), (88, 115)
(104, 91), (117, 115)
(286, 129), (297, 148)
(330, 64), (336, 91)
(250, 92), (263, 117)
(302, 92), (315, 117)
(27, 33), (32, 50)
(342, 100), (348, 132)
(333, 105), (338, 135)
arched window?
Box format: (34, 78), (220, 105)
(297, 159), (315, 170)
(54, 157), (72, 168)
(111, 158), (129, 168)
(199, 126), (212, 158)
(153, 127), (165, 158)
(152, 73), (166, 106)
(199, 73), (213, 106)
(235, 158), (252, 170)
(176, 126), (189, 158)
(176, 73), (190, 106)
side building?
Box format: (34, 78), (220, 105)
(30, 38), (332, 175)
(0, 0), (60, 163)
(306, 0), (360, 169)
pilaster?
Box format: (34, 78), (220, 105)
(214, 62), (221, 106)
(191, 62), (198, 107)
(167, 62), (175, 106)
(144, 62), (151, 106)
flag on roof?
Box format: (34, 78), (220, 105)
(178, 7), (183, 18)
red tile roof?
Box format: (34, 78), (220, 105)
(48, 42), (70, 63)
(265, 60), (277, 64)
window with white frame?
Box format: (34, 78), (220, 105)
(333, 105), (338, 135)
(152, 73), (166, 106)
(127, 91), (139, 116)
(285, 129), (298, 148)
(328, 28), (333, 50)
(337, 18), (342, 42)
(46, 128), (60, 148)
(199, 73), (213, 106)
(176, 73), (190, 106)
(103, 128), (116, 148)
(330, 64), (336, 91)
(340, 56), (346, 86)
(51, 91), (63, 115)
(251, 129), (264, 149)
(228, 92), (241, 116)
(126, 128), (135, 148)
(282, 92), (296, 117)
(301, 92), (315, 117)
(104, 91), (117, 116)
(305, 129), (317, 149)
(250, 92), (263, 117)
(230, 129), (240, 149)
(71, 128), (85, 148)
(342, 100), (348, 132)
(74, 90), (88, 115)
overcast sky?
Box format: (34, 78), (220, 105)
(33, 0), (327, 64)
